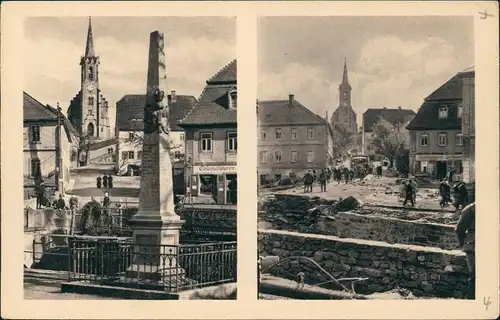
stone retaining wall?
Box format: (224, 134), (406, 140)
(260, 211), (458, 250)
(258, 229), (470, 299)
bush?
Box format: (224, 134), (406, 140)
(79, 200), (105, 235)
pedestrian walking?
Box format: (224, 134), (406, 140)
(319, 169), (327, 192)
(409, 178), (418, 205)
(343, 167), (349, 184)
(306, 170), (314, 192)
(453, 181), (469, 210)
(108, 174), (114, 189)
(403, 180), (415, 207)
(102, 174), (109, 189)
(455, 202), (475, 298)
(439, 179), (451, 208)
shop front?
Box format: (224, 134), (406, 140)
(188, 165), (237, 205)
(414, 154), (463, 180)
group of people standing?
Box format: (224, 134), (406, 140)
(96, 174), (114, 190)
(303, 166), (360, 193)
(439, 179), (469, 210)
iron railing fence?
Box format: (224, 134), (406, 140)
(67, 236), (237, 293)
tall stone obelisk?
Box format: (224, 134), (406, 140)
(128, 31), (185, 280)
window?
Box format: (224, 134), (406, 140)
(29, 125), (40, 143)
(200, 133), (212, 152)
(180, 133), (185, 141)
(30, 158), (41, 177)
(275, 128), (282, 140)
(122, 151), (129, 160)
(307, 150), (314, 163)
(227, 132), (237, 152)
(307, 128), (314, 140)
(174, 151), (181, 159)
(457, 105), (463, 118)
(89, 97), (94, 106)
(291, 128), (298, 140)
(420, 134), (429, 147)
(290, 151), (298, 162)
(456, 133), (463, 146)
(128, 132), (135, 140)
(260, 151), (267, 163)
(260, 131), (267, 140)
(137, 151), (142, 159)
(439, 106), (448, 119)
(229, 89), (237, 109)
(343, 92), (347, 100)
(128, 151), (135, 159)
(438, 133), (447, 146)
(101, 127), (103, 132)
(88, 109), (94, 116)
(275, 150), (282, 162)
(88, 66), (93, 80)
(107, 148), (113, 154)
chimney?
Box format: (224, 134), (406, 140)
(398, 106), (402, 110)
(171, 90), (177, 103)
(289, 94), (294, 104)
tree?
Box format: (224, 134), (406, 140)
(331, 124), (359, 160)
(371, 117), (409, 168)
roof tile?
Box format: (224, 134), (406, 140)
(362, 108), (416, 132)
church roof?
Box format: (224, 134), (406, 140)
(85, 17), (96, 57)
(362, 107), (416, 132)
(179, 59), (237, 126)
(23, 92), (78, 139)
(116, 94), (197, 132)
(257, 97), (327, 126)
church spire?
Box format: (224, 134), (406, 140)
(342, 57), (349, 85)
(85, 17), (96, 57)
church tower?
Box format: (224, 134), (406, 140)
(80, 17), (100, 138)
(330, 58), (358, 135)
(339, 58), (352, 108)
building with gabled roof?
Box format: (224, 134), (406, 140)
(24, 92), (79, 197)
(406, 68), (473, 180)
(114, 91), (197, 175)
(178, 59), (238, 205)
(361, 107), (416, 158)
(257, 94), (335, 185)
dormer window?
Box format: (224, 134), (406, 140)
(457, 105), (463, 118)
(229, 88), (237, 109)
(439, 106), (448, 119)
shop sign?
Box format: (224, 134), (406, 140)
(193, 165), (237, 174)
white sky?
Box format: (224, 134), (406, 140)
(24, 16), (236, 131)
(258, 16), (474, 121)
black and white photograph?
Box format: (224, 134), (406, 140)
(257, 16), (477, 300)
(22, 16), (238, 300)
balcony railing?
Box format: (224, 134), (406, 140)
(67, 236), (237, 293)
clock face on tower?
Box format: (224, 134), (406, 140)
(88, 84), (95, 92)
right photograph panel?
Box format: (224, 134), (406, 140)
(257, 16), (475, 300)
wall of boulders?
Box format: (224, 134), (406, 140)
(258, 229), (470, 298)
(259, 194), (458, 250)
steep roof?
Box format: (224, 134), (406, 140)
(424, 74), (462, 102)
(116, 94), (197, 132)
(257, 98), (327, 126)
(23, 92), (78, 140)
(179, 59), (237, 126)
(362, 108), (416, 132)
(406, 71), (467, 131)
(85, 17), (96, 57)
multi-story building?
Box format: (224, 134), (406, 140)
(460, 67), (475, 184)
(67, 17), (112, 140)
(257, 94), (334, 186)
(23, 92), (79, 196)
(114, 91), (196, 175)
(178, 59), (237, 205)
(330, 59), (358, 135)
(361, 107), (416, 158)
(406, 72), (466, 180)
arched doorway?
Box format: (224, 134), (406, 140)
(87, 122), (95, 137)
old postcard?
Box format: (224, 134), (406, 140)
(1, 1), (499, 319)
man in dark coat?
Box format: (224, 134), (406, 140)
(439, 179), (451, 207)
(102, 175), (109, 189)
(319, 169), (327, 192)
(55, 194), (66, 210)
(108, 174), (114, 189)
(402, 180), (415, 207)
(455, 202), (475, 298)
(304, 171), (314, 193)
(96, 176), (102, 189)
(453, 181), (469, 210)
(343, 167), (349, 184)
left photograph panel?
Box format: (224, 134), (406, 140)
(23, 16), (237, 300)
